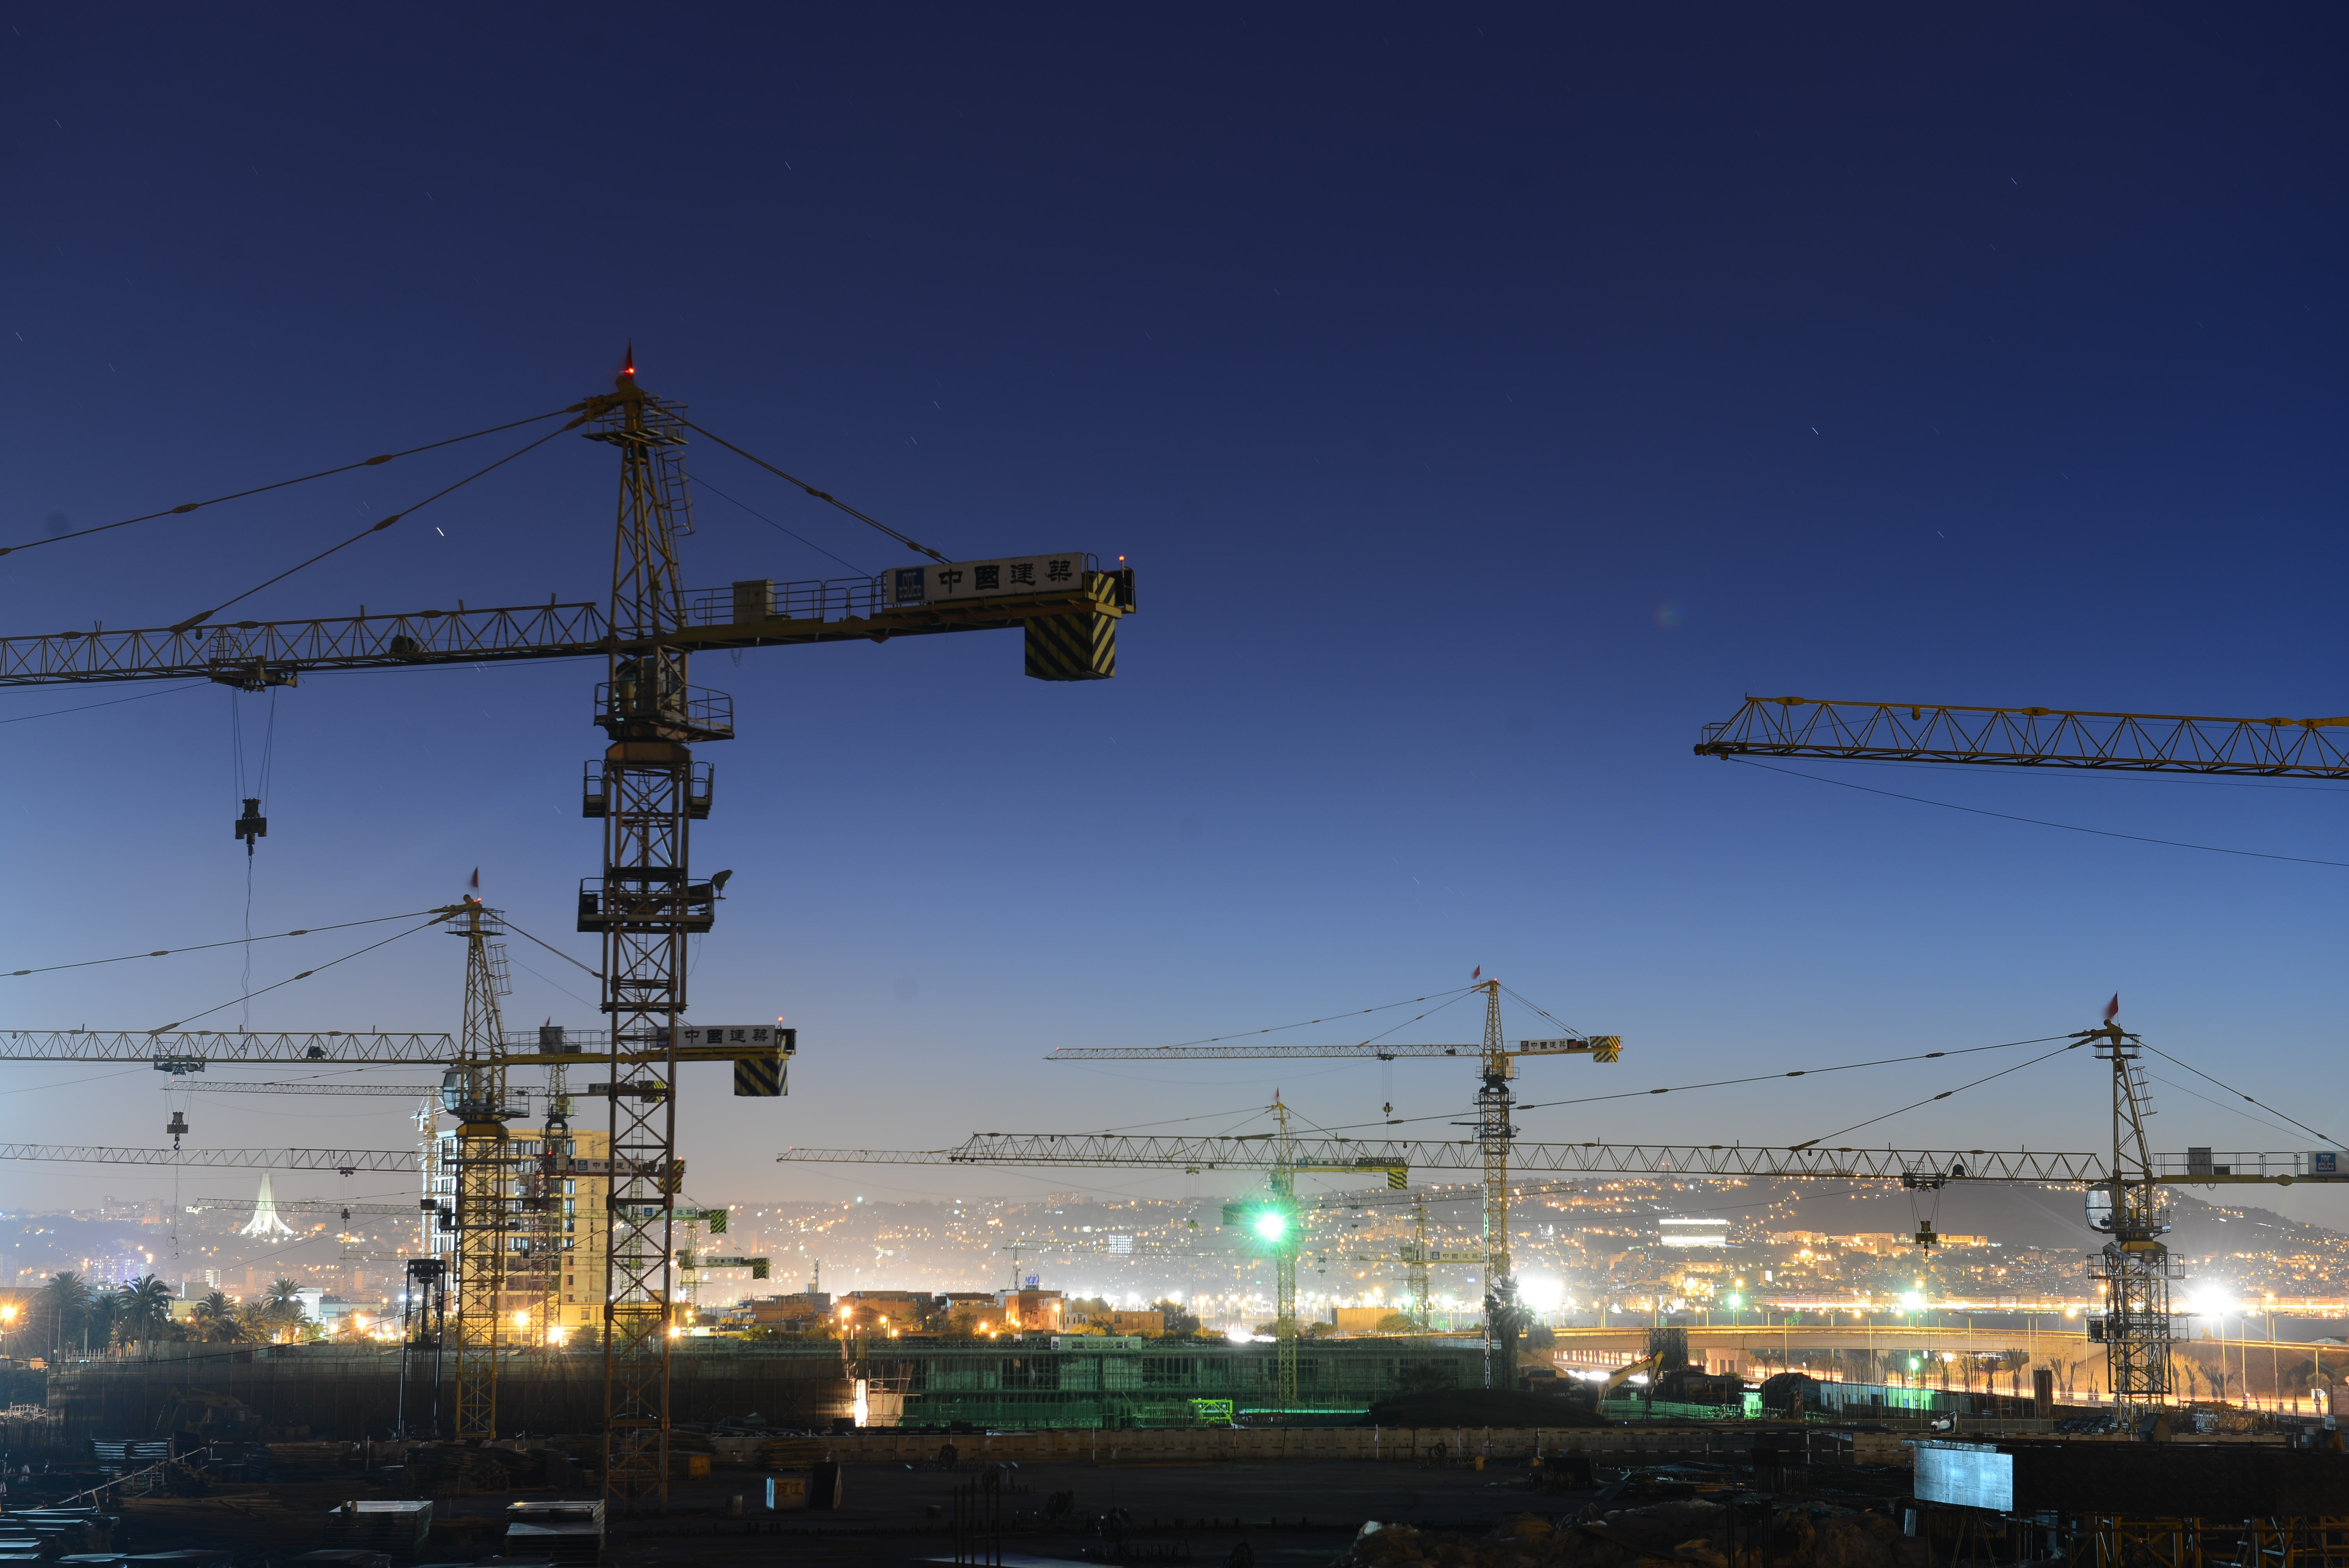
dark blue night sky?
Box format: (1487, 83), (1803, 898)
(1, 7), (2344, 1214)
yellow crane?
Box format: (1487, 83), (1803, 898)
(1695, 692), (2349, 1414)
(1048, 977), (1618, 1386)
(0, 360), (1136, 1511)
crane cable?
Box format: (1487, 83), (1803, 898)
(2137, 1043), (2342, 1151)
(678, 418), (953, 565)
(146, 915), (446, 1034)
(695, 476), (872, 577)
(1315, 1031), (2074, 1133)
(1729, 757), (2349, 870)
(0, 407), (577, 559)
(1050, 986), (1485, 1054)
(1785, 1039), (2086, 1150)
(168, 417), (584, 634)
(4, 908), (442, 978)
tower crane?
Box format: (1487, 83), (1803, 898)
(1048, 978), (1618, 1386)
(1, 360), (1136, 1511)
(1214, 1096), (1408, 1407)
(1695, 693), (2349, 1415)
(781, 1105), (2341, 1408)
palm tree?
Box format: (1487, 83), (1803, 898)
(190, 1291), (246, 1344)
(114, 1276), (175, 1344)
(35, 1272), (92, 1357)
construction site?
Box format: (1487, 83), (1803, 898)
(5, 11), (2349, 1565)
(0, 361), (2329, 1568)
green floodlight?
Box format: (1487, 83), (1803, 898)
(1251, 1210), (1289, 1242)
(1907, 1355), (1923, 1372)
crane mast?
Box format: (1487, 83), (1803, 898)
(1474, 980), (1512, 1388)
(581, 371), (713, 1513)
(446, 899), (514, 1439)
(1269, 1098), (1299, 1409)
(2094, 1024), (2176, 1411)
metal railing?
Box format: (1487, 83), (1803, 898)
(683, 576), (886, 627)
(2153, 1149), (2345, 1181)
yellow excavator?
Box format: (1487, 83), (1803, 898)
(1597, 1349), (1669, 1402)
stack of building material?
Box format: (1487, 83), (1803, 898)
(11, 1506), (118, 1555)
(755, 1436), (830, 1468)
(321, 1500), (431, 1561)
(89, 1440), (171, 1470)
(501, 1500), (602, 1567)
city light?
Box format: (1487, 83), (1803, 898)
(1251, 1211), (1287, 1242)
(1518, 1276), (1565, 1313)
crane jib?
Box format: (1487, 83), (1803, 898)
(1696, 695), (2349, 777)
(0, 564), (1134, 689)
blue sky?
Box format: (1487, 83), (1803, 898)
(0, 6), (2344, 1226)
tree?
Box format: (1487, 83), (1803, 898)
(114, 1276), (175, 1343)
(1374, 1312), (1418, 1334)
(1149, 1299), (1200, 1336)
(34, 1272), (93, 1356)
(1396, 1361), (1453, 1395)
(1485, 1278), (1531, 1388)
(191, 1291), (247, 1343)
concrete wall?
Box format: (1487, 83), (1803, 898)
(48, 1345), (853, 1444)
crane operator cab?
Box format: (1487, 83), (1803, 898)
(2083, 1183), (2171, 1235)
(609, 654), (686, 726)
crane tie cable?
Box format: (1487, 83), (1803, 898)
(168, 417), (585, 633)
(1786, 1039), (2085, 1150)
(1051, 987), (1483, 1053)
(1730, 758), (2349, 869)
(146, 916), (446, 1034)
(2139, 1043), (2342, 1151)
(4, 908), (443, 978)
(1307, 1032), (2073, 1133)
(696, 476), (872, 577)
(497, 914), (603, 980)
(0, 407), (576, 558)
(678, 418), (952, 565)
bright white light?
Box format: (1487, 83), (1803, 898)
(1899, 1291), (1925, 1312)
(1519, 1276), (1565, 1313)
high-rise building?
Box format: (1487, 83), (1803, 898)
(428, 1124), (611, 1339)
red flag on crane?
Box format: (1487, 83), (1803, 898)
(1471, 966), (1481, 981)
(469, 868), (480, 891)
(2103, 994), (2120, 1023)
